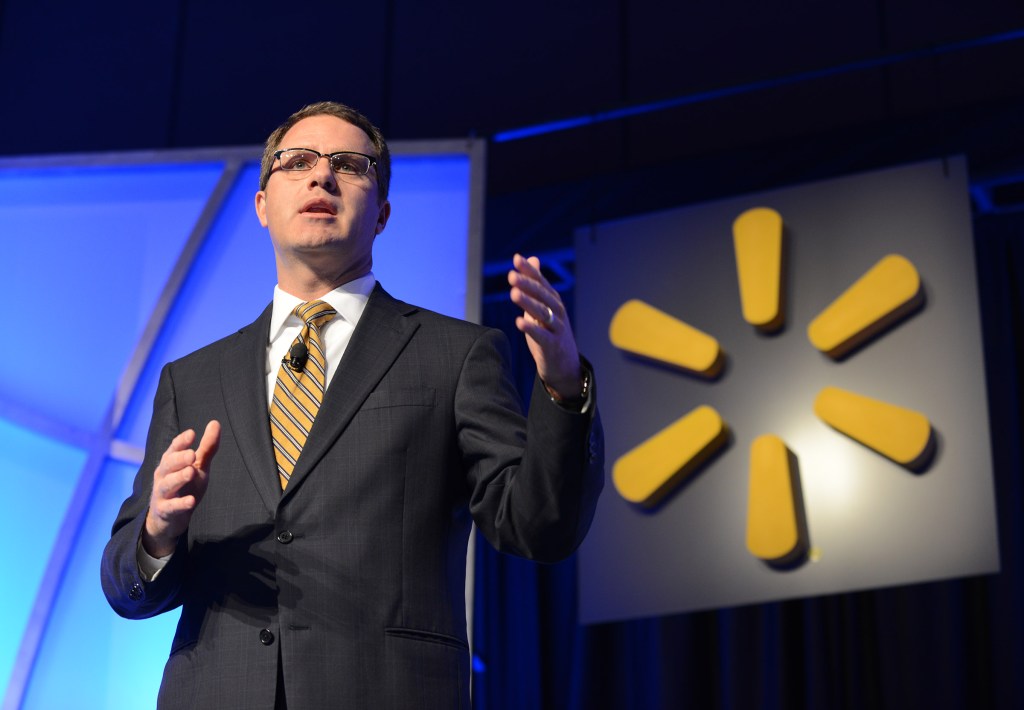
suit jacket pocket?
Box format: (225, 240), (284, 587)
(384, 626), (468, 650)
(362, 387), (436, 410)
(384, 627), (469, 709)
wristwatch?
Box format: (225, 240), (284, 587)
(545, 359), (594, 413)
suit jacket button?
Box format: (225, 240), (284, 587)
(259, 629), (275, 646)
(128, 582), (144, 602)
(276, 530), (294, 544)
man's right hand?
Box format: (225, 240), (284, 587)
(142, 420), (221, 558)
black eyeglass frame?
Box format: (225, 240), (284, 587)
(272, 148), (378, 176)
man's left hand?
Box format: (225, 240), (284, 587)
(508, 253), (583, 400)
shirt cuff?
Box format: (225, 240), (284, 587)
(136, 535), (173, 582)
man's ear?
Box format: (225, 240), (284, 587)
(375, 200), (391, 235)
(255, 190), (268, 227)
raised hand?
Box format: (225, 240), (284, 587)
(508, 253), (583, 400)
(142, 420), (221, 557)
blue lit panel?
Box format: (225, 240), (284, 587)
(21, 458), (178, 709)
(374, 155), (471, 320)
(116, 161), (277, 448)
(0, 418), (87, 694)
(119, 156), (473, 448)
(0, 164), (224, 434)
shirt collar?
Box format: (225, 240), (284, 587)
(268, 273), (377, 344)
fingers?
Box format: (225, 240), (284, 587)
(155, 465), (199, 498)
(153, 422), (219, 501)
(511, 294), (556, 335)
(507, 253), (584, 398)
(167, 428), (197, 455)
(508, 253), (564, 332)
(149, 493), (199, 528)
(509, 254), (554, 302)
(154, 494), (198, 516)
(156, 431), (197, 483)
(195, 420), (221, 471)
(145, 422), (217, 550)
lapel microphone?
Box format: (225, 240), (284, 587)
(284, 340), (308, 372)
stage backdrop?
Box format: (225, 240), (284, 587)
(0, 140), (484, 709)
(576, 157), (999, 623)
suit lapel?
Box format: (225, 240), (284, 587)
(282, 284), (420, 500)
(220, 303), (281, 514)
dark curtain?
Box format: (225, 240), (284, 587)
(472, 212), (1024, 710)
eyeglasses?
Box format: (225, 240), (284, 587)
(273, 148), (377, 177)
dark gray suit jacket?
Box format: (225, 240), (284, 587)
(101, 284), (603, 709)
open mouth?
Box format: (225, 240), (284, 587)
(301, 199), (337, 216)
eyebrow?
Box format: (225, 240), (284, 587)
(280, 147), (373, 155)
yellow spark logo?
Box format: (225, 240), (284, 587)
(608, 207), (934, 567)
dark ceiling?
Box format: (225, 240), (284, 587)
(2, 0), (1023, 262)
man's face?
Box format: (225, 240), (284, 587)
(255, 115), (390, 279)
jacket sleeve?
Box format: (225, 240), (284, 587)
(100, 364), (189, 619)
(458, 328), (604, 563)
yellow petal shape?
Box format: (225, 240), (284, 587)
(814, 386), (933, 468)
(613, 405), (728, 507)
(807, 254), (923, 358)
(746, 434), (801, 562)
(609, 299), (722, 377)
(733, 207), (784, 331)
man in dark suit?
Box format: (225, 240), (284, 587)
(101, 101), (603, 709)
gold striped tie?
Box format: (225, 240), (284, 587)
(270, 300), (337, 489)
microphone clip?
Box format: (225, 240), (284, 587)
(284, 340), (308, 372)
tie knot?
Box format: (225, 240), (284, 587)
(294, 300), (337, 329)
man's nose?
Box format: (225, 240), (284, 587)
(308, 157), (337, 190)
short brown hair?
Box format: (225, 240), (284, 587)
(258, 101), (391, 202)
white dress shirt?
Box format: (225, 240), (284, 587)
(138, 274), (377, 579)
(264, 274), (376, 407)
